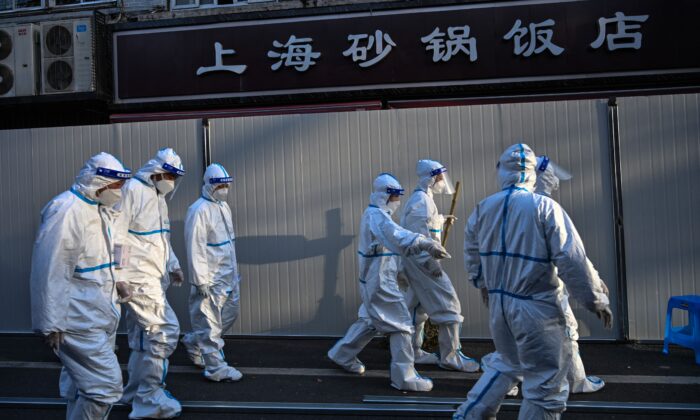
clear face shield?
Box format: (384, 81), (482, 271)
(94, 167), (132, 206)
(536, 156), (573, 196)
(538, 156), (572, 181)
(431, 167), (456, 195)
(209, 176), (233, 201)
(162, 162), (186, 200)
(551, 162), (572, 181)
(385, 187), (404, 215)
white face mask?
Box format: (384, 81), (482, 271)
(155, 179), (175, 195)
(431, 179), (446, 194)
(387, 200), (401, 214)
(98, 188), (122, 208)
(213, 187), (229, 201)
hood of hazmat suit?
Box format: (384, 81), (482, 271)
(457, 143), (610, 419)
(369, 172), (405, 215)
(416, 159), (455, 196)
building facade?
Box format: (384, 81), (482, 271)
(0, 0), (698, 341)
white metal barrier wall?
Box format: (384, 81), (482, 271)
(0, 99), (624, 338)
(210, 99), (618, 338)
(618, 94), (700, 341)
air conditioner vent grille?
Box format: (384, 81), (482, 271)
(45, 25), (72, 56)
(0, 30), (12, 61)
(0, 64), (13, 95)
(46, 60), (72, 91)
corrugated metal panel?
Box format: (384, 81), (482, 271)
(0, 128), (35, 332)
(618, 94), (700, 340)
(210, 99), (617, 338)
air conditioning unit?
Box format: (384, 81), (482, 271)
(41, 19), (94, 94)
(0, 24), (39, 98)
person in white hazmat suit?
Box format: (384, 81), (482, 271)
(328, 173), (450, 392)
(399, 160), (479, 372)
(116, 148), (186, 419)
(180, 163), (243, 382)
(453, 144), (613, 420)
(30, 152), (133, 420)
(535, 155), (608, 394)
(480, 155), (610, 399)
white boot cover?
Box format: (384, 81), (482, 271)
(203, 350), (243, 382)
(439, 323), (480, 372)
(568, 342), (605, 393)
(389, 332), (433, 392)
(328, 318), (375, 374)
(127, 352), (181, 419)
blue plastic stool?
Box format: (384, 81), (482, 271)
(662, 295), (700, 365)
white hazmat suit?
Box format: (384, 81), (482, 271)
(181, 163), (242, 382)
(400, 160), (479, 372)
(535, 155), (607, 394)
(481, 156), (609, 397)
(116, 148), (185, 419)
(454, 144), (611, 420)
(328, 173), (448, 392)
(31, 152), (131, 420)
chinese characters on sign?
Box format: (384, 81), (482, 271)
(503, 19), (564, 57)
(193, 11), (650, 78)
(197, 42), (247, 75)
(343, 30), (397, 68)
(591, 12), (649, 51)
(421, 26), (478, 62)
(268, 35), (321, 71)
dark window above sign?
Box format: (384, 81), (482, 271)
(171, 0), (273, 10)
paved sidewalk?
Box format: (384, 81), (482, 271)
(0, 335), (698, 419)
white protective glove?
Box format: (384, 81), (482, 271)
(596, 306), (613, 329)
(196, 284), (210, 298)
(411, 237), (450, 259)
(600, 280), (610, 297)
(443, 215), (458, 227)
(45, 331), (64, 352)
(116, 281), (133, 303)
(169, 269), (185, 287)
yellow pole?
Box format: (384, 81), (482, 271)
(441, 181), (461, 247)
(424, 181), (462, 353)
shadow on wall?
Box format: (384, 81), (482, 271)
(236, 208), (354, 334)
